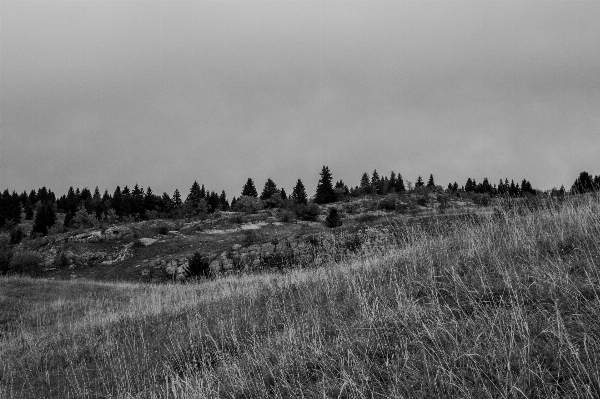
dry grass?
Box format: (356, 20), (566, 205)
(1, 194), (600, 398)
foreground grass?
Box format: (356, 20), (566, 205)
(1, 195), (600, 398)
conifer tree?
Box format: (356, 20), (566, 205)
(389, 172), (397, 193)
(112, 186), (123, 216)
(144, 187), (155, 211)
(371, 170), (380, 194)
(415, 176), (424, 188)
(427, 174), (435, 187)
(280, 188), (287, 201)
(315, 166), (336, 204)
(172, 189), (182, 207)
(186, 181), (203, 208)
(360, 173), (371, 193)
(32, 202), (56, 236)
(260, 178), (278, 200)
(241, 178), (258, 197)
(291, 179), (308, 205)
(219, 191), (229, 210)
(396, 174), (405, 192)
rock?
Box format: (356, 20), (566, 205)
(139, 238), (157, 246)
(232, 244), (242, 251)
(141, 269), (150, 276)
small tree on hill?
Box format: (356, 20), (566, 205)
(241, 178), (258, 197)
(415, 176), (424, 188)
(427, 174), (435, 187)
(291, 179), (308, 205)
(260, 178), (278, 200)
(32, 202), (56, 236)
(188, 252), (211, 278)
(325, 207), (342, 228)
(315, 166), (336, 204)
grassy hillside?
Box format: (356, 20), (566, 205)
(1, 194), (600, 398)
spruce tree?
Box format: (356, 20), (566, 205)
(415, 176), (424, 188)
(360, 172), (370, 194)
(280, 188), (287, 201)
(371, 170), (380, 194)
(291, 179), (308, 205)
(427, 174), (435, 187)
(32, 202), (56, 236)
(315, 166), (336, 204)
(172, 189), (182, 207)
(241, 178), (258, 197)
(219, 191), (229, 210)
(186, 181), (202, 208)
(260, 178), (278, 200)
(396, 174), (405, 192)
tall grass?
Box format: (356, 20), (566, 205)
(1, 194), (600, 398)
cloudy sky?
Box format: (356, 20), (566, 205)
(2, 1), (599, 198)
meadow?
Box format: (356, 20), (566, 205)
(1, 194), (600, 398)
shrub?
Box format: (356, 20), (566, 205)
(157, 226), (169, 235)
(377, 194), (398, 211)
(232, 196), (264, 214)
(188, 252), (211, 278)
(325, 207), (343, 228)
(10, 227), (25, 244)
(72, 207), (99, 229)
(417, 195), (429, 206)
(9, 251), (43, 275)
(279, 211), (294, 223)
(294, 203), (320, 221)
(0, 239), (12, 275)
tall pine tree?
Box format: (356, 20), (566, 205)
(315, 166), (336, 204)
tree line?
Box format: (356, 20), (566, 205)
(2, 168), (599, 236)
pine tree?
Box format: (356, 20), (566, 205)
(389, 172), (397, 193)
(315, 166), (336, 204)
(260, 178), (278, 200)
(32, 202), (56, 236)
(144, 187), (155, 211)
(186, 181), (203, 208)
(132, 184), (145, 218)
(172, 189), (182, 207)
(415, 176), (424, 188)
(219, 191), (229, 210)
(371, 170), (380, 194)
(325, 207), (342, 228)
(360, 172), (370, 194)
(427, 174), (435, 187)
(241, 178), (258, 197)
(280, 188), (287, 201)
(396, 174), (405, 192)
(112, 186), (123, 216)
(291, 179), (308, 205)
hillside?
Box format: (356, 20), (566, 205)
(7, 193), (483, 282)
(1, 193), (599, 398)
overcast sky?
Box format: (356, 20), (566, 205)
(2, 1), (599, 198)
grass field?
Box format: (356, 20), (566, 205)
(1, 194), (600, 398)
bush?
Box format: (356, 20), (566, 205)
(417, 195), (429, 206)
(9, 251), (44, 275)
(188, 252), (211, 278)
(377, 194), (398, 211)
(0, 239), (12, 275)
(294, 203), (320, 221)
(72, 207), (99, 229)
(325, 207), (343, 228)
(157, 226), (169, 235)
(279, 211), (294, 223)
(232, 196), (264, 214)
(10, 227), (25, 244)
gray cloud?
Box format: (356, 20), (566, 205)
(2, 1), (599, 198)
